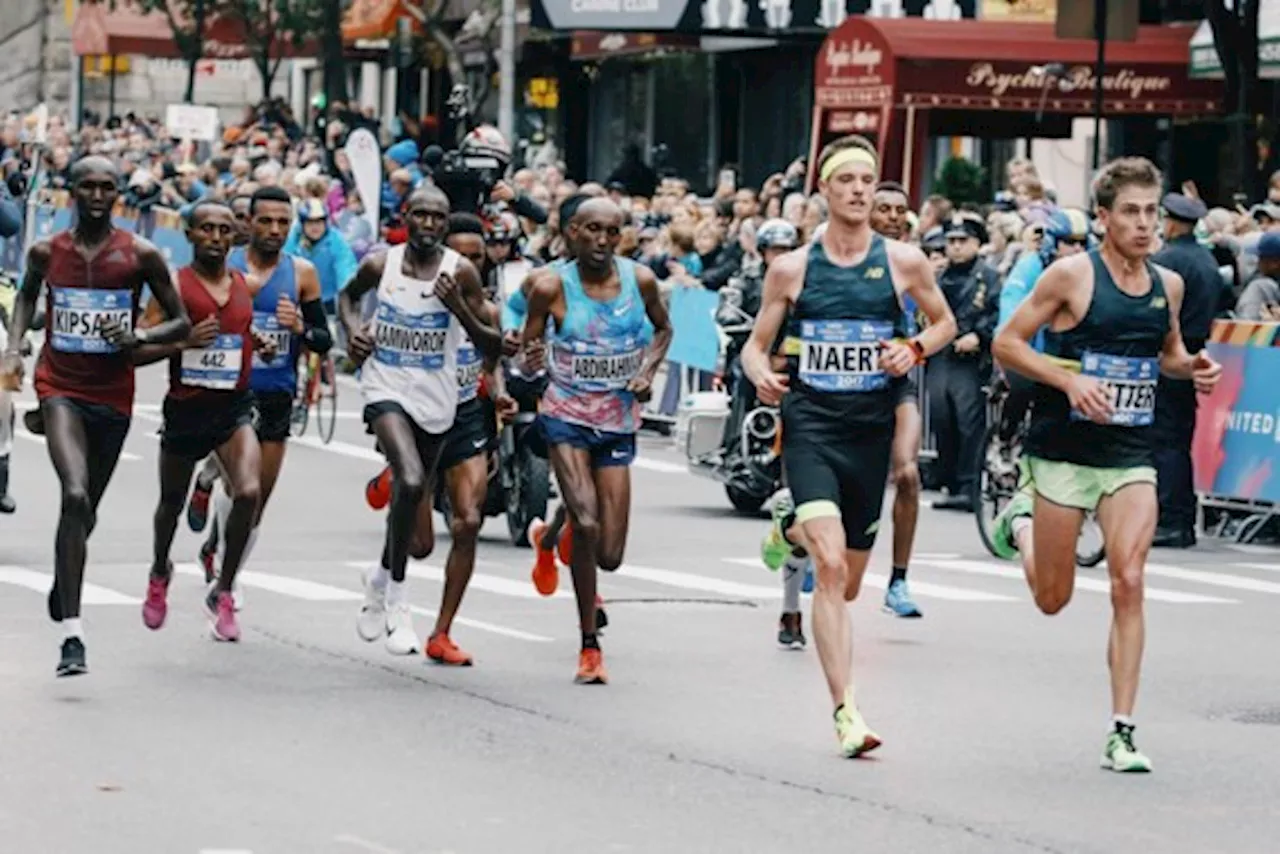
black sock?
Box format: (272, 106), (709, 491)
(581, 632), (600, 650)
(890, 566), (907, 584)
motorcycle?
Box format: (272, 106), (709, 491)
(433, 365), (554, 548)
(677, 274), (783, 515)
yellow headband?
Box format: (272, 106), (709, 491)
(819, 147), (879, 182)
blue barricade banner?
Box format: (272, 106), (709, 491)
(666, 285), (720, 373)
(0, 197), (191, 275)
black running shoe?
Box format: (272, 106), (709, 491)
(57, 637), (87, 677)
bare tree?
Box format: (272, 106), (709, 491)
(220, 0), (327, 102)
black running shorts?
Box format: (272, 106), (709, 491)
(782, 418), (893, 552)
(161, 391), (256, 462)
(437, 398), (492, 472)
(253, 391), (294, 444)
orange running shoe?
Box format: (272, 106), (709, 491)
(556, 519), (573, 567)
(366, 466), (392, 510)
(528, 518), (558, 596)
(425, 633), (474, 666)
(575, 648), (607, 684)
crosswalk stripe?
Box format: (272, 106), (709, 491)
(344, 561), (571, 600)
(719, 558), (1013, 601)
(1234, 562), (1280, 574)
(916, 558), (1237, 604)
(0, 566), (141, 605)
(1146, 563), (1280, 596)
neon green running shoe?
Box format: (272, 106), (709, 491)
(761, 490), (795, 572)
(990, 488), (1033, 561)
(834, 693), (881, 758)
(1100, 723), (1152, 773)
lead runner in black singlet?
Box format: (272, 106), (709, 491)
(743, 135), (957, 758)
(992, 157), (1222, 773)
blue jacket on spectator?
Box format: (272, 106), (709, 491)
(997, 251), (1046, 352)
(284, 220), (359, 305)
(0, 184), (22, 239)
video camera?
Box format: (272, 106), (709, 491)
(420, 84), (511, 217)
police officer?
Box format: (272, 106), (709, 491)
(930, 212), (1000, 511)
(1150, 192), (1218, 547)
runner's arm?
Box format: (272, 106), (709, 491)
(481, 302), (503, 373)
(1154, 266), (1212, 383)
(131, 297), (181, 366)
(634, 264), (673, 385)
(339, 252), (385, 344)
(451, 258), (502, 359)
(897, 244), (958, 357)
(521, 273), (558, 350)
(294, 257), (332, 354)
(992, 261), (1078, 392)
(741, 249), (799, 401)
(136, 241), (192, 346)
(3, 240), (50, 355)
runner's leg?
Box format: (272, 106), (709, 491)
(429, 453), (487, 660)
(1019, 495), (1084, 614)
(592, 464), (630, 573)
(151, 452), (199, 578)
(1095, 482), (1156, 718)
(211, 425), (262, 597)
(548, 443), (602, 640)
(886, 400), (922, 617)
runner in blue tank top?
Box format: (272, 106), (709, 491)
(184, 187), (330, 606)
(743, 136), (957, 758)
(992, 157), (1222, 773)
(522, 197), (672, 685)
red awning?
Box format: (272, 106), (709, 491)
(72, 0), (310, 60)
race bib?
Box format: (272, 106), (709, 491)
(50, 287), (133, 354)
(181, 334), (244, 390)
(560, 337), (644, 393)
(798, 319), (893, 393)
(251, 311), (293, 370)
(372, 303), (450, 370)
(1072, 352), (1158, 427)
(457, 343), (482, 399)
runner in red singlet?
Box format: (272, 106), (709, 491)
(0, 156), (190, 677)
(133, 201), (277, 643)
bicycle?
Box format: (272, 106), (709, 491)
(291, 349), (338, 444)
(974, 376), (1105, 568)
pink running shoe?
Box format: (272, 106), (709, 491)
(206, 589), (241, 642)
(142, 573), (170, 630)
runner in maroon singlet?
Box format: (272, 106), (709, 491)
(133, 200), (277, 643)
(0, 156), (190, 677)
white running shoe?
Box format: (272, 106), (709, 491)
(357, 569), (388, 642)
(384, 603), (420, 656)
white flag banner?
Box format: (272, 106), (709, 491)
(344, 128), (382, 242)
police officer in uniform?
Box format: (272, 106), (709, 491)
(930, 213), (1000, 511)
(1150, 192), (1218, 547)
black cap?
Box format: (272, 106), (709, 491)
(1162, 192), (1207, 223)
(944, 213), (988, 244)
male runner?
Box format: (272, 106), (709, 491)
(991, 157), (1221, 773)
(743, 136), (956, 755)
(868, 180), (923, 618)
(0, 155), (191, 676)
(230, 193), (253, 247)
(344, 186), (501, 656)
(522, 197), (672, 684)
(135, 201), (277, 642)
(187, 187), (328, 608)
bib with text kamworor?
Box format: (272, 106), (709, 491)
(798, 319), (893, 393)
(181, 334), (244, 390)
(372, 303), (450, 370)
(252, 311), (293, 370)
(1071, 352), (1158, 427)
(560, 336), (644, 393)
(50, 287), (133, 354)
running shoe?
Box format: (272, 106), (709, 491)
(528, 518), (559, 597)
(384, 603), (420, 656)
(366, 466), (392, 511)
(990, 489), (1034, 561)
(834, 693), (881, 758)
(56, 637), (87, 677)
(1100, 722), (1153, 773)
(595, 594), (608, 632)
(778, 612), (806, 650)
(575, 648), (608, 684)
(205, 588), (240, 643)
(761, 490), (795, 572)
(141, 570), (171, 631)
(883, 579), (922, 619)
(357, 568), (387, 642)
(557, 519), (573, 568)
(425, 633), (474, 666)
(187, 476), (214, 532)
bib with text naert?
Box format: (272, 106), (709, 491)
(799, 319), (893, 393)
(457, 341), (482, 401)
(560, 336), (644, 393)
(1072, 352), (1158, 427)
(51, 288), (133, 354)
(372, 303), (450, 370)
(252, 311), (293, 370)
(181, 334), (244, 390)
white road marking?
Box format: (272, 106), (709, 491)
(631, 456), (688, 474)
(333, 836), (401, 854)
(1234, 561), (1280, 574)
(345, 560), (572, 601)
(13, 427), (142, 461)
(0, 566), (140, 605)
(292, 435), (384, 462)
(1146, 562), (1280, 596)
(198, 849), (254, 854)
(719, 558), (1013, 601)
(916, 558), (1237, 604)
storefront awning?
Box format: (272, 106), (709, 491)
(1189, 8), (1280, 80)
(71, 0), (310, 59)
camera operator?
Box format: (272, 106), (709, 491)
(424, 125), (547, 225)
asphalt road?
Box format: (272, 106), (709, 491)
(3, 366), (1278, 854)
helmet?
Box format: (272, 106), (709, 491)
(460, 125), (511, 171)
(486, 211), (521, 244)
(756, 218), (799, 251)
